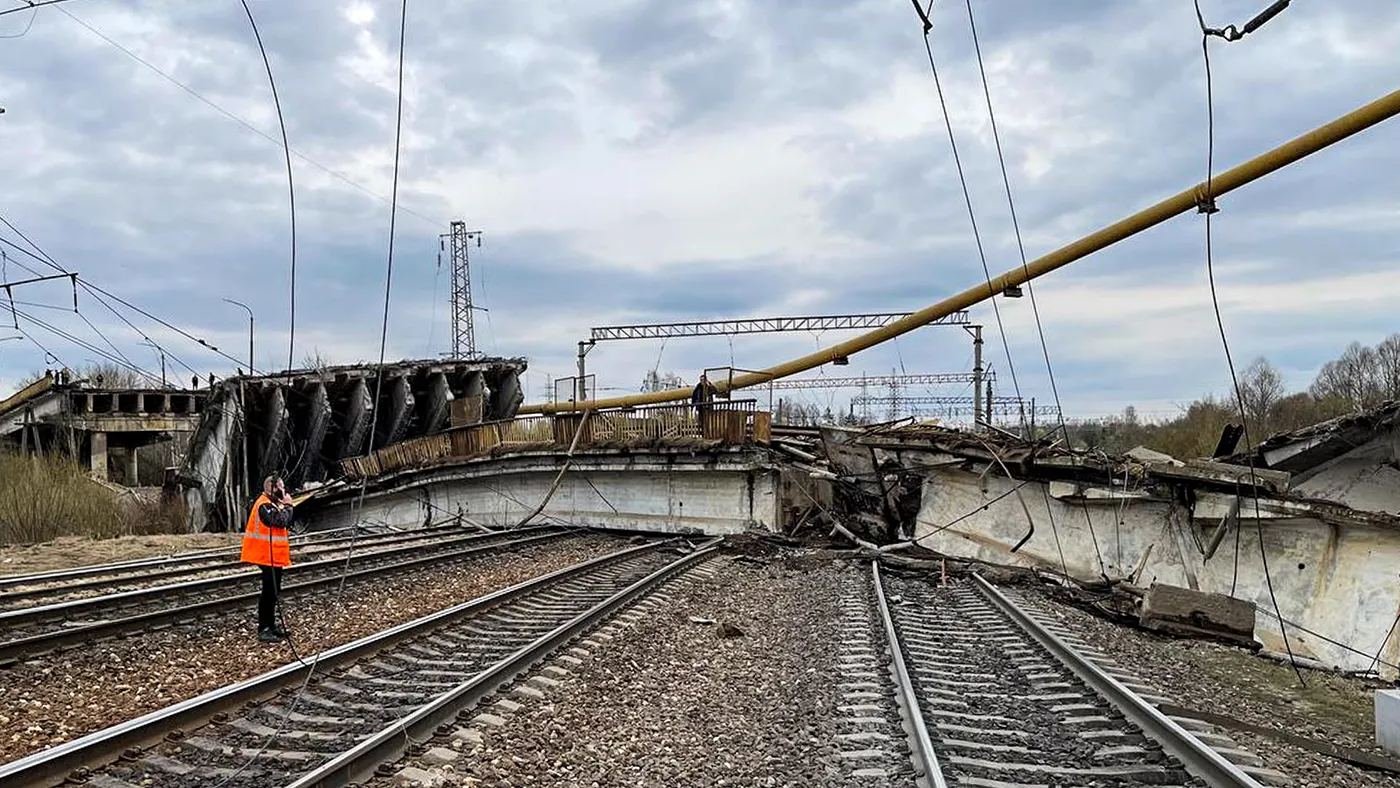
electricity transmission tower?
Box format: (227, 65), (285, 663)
(440, 221), (484, 359)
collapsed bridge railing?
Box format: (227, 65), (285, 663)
(340, 399), (771, 479)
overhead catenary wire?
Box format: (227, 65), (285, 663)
(0, 2), (35, 37)
(237, 0), (298, 375)
(909, 0), (1024, 414)
(212, 0), (418, 779)
(52, 5), (445, 232)
(1193, 0), (1306, 687)
(0, 0), (82, 18)
(0, 225), (243, 371)
(1, 222), (208, 381)
(961, 0), (1108, 579)
(12, 307), (161, 381)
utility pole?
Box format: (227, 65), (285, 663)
(887, 372), (900, 421)
(141, 339), (166, 387)
(222, 298), (254, 375)
(985, 377), (993, 427)
(966, 325), (984, 429)
(576, 340), (594, 402)
(440, 221), (484, 360)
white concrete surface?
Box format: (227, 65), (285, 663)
(915, 467), (1400, 676)
(305, 448), (780, 536)
(1376, 690), (1400, 755)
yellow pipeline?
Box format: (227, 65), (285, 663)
(524, 87), (1400, 415)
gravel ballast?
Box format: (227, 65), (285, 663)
(1026, 584), (1400, 788)
(373, 554), (856, 788)
(0, 534), (625, 763)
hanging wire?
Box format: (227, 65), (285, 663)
(1193, 0), (1305, 687)
(0, 0), (83, 18)
(910, 1), (1023, 410)
(211, 1), (414, 780)
(0, 3), (37, 37)
(52, 5), (444, 231)
(238, 0), (298, 373)
(961, 0), (1108, 578)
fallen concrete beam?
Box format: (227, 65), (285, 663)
(1139, 582), (1257, 649)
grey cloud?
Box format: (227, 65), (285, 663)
(2, 0), (1398, 416)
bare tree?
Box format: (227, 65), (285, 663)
(1311, 341), (1383, 411)
(1235, 357), (1284, 440)
(77, 361), (150, 389)
(1375, 334), (1400, 401)
(641, 370), (687, 393)
(301, 347), (333, 371)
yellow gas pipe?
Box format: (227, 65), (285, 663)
(523, 87), (1400, 415)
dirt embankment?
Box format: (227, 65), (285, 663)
(0, 533), (237, 576)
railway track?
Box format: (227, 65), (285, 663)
(0, 537), (715, 788)
(0, 523), (474, 608)
(873, 564), (1288, 788)
(0, 527), (565, 664)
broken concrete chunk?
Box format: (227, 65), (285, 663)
(1139, 583), (1256, 648)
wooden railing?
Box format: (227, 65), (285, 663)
(341, 399), (771, 479)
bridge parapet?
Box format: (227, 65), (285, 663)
(341, 399), (772, 479)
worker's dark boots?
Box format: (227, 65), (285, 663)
(259, 628), (287, 643)
(272, 624), (290, 638)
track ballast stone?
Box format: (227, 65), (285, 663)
(371, 555), (854, 788)
(0, 535), (623, 762)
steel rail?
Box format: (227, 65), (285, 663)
(0, 523), (380, 590)
(0, 529), (562, 663)
(0, 524), (484, 604)
(524, 86), (1400, 414)
(970, 574), (1265, 788)
(0, 526), (549, 624)
(871, 561), (947, 788)
(0, 538), (680, 788)
(288, 538), (721, 787)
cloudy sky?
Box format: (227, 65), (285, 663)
(0, 0), (1396, 421)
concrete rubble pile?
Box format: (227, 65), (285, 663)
(772, 403), (1400, 677)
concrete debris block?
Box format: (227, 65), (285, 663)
(1376, 690), (1400, 756)
(1139, 583), (1256, 648)
(716, 622), (746, 638)
(1125, 445), (1182, 466)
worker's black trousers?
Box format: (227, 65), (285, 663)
(258, 565), (284, 632)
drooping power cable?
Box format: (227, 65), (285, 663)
(237, 0), (298, 374)
(1193, 0), (1305, 687)
(961, 0), (1108, 579)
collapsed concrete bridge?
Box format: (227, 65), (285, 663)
(178, 357), (526, 531)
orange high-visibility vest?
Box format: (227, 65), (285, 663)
(240, 493), (292, 567)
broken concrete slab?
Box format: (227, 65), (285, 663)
(1139, 583), (1257, 649)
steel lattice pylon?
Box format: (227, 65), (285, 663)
(445, 221), (483, 359)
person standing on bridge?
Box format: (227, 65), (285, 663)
(241, 475), (295, 642)
(691, 372), (717, 416)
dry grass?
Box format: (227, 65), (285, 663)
(0, 451), (189, 546)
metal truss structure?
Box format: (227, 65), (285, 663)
(587, 311), (969, 342)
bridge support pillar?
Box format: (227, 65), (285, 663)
(125, 446), (139, 486)
(89, 431), (108, 481)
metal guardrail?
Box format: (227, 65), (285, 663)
(342, 400), (772, 479)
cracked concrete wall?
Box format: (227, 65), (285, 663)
(303, 455), (779, 536)
(915, 467), (1400, 677)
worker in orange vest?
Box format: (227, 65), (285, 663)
(241, 475), (295, 642)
